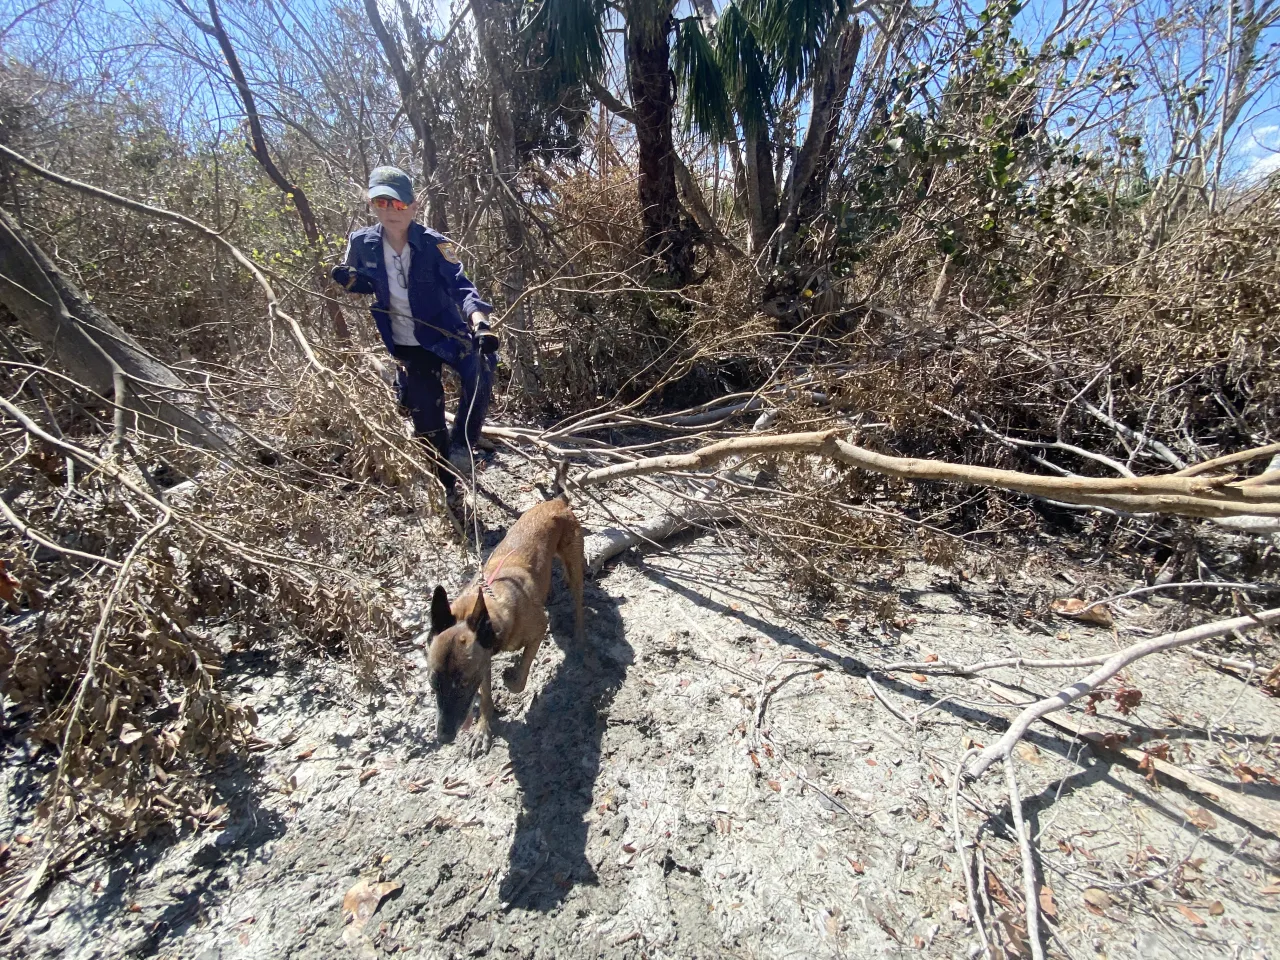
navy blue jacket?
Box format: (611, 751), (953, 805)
(333, 222), (492, 368)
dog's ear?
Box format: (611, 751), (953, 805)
(468, 590), (498, 650)
(429, 585), (455, 634)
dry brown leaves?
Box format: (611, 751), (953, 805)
(342, 875), (403, 947)
(0, 354), (419, 858)
(1050, 597), (1113, 627)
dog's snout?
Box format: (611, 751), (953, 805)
(436, 723), (456, 745)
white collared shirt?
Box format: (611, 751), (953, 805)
(383, 239), (418, 345)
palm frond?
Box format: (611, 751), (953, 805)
(748, 0), (840, 92)
(674, 16), (735, 141)
(715, 3), (773, 136)
(529, 0), (607, 86)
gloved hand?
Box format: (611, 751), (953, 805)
(472, 318), (499, 354)
(331, 263), (359, 290)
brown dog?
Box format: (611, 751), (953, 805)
(425, 495), (585, 755)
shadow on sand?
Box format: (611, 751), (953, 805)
(496, 568), (630, 911)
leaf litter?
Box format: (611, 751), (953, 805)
(6, 452), (1280, 959)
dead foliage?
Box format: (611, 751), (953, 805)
(0, 344), (432, 871)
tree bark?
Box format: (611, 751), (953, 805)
(0, 208), (229, 450)
(774, 17), (862, 258)
(674, 155), (744, 257)
(362, 0), (449, 233)
(470, 0), (532, 390)
(623, 0), (694, 283)
(743, 125), (779, 253)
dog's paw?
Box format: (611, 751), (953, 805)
(501, 666), (526, 693)
(468, 724), (494, 757)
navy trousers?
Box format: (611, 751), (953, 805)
(393, 345), (495, 492)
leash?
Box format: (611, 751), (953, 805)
(480, 550), (513, 600)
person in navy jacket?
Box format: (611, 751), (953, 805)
(332, 166), (498, 504)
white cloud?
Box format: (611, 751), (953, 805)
(1250, 125), (1280, 147)
(1245, 151), (1280, 181)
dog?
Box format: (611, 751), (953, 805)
(425, 494), (585, 755)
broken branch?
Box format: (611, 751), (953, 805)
(966, 608), (1280, 779)
(576, 429), (1280, 518)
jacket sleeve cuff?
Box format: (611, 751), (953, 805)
(462, 296), (494, 317)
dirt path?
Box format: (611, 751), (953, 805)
(11, 452), (1280, 959)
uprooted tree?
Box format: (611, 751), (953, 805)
(0, 208), (230, 450)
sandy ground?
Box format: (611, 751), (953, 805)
(7, 449), (1280, 959)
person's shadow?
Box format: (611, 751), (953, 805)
(496, 565), (629, 911)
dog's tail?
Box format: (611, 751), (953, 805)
(550, 457), (572, 501)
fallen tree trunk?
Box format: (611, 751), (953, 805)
(0, 208), (230, 451)
(578, 400), (782, 572)
(576, 429), (1280, 519)
(583, 499), (734, 574)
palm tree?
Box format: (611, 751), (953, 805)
(625, 0), (696, 282)
(532, 0), (862, 278)
(531, 0), (695, 283)
(678, 0), (863, 260)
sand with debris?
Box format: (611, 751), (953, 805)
(7, 450), (1280, 960)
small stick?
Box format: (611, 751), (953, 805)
(967, 607), (1280, 779)
(0, 495), (122, 568)
(950, 748), (992, 960)
(1004, 757), (1046, 960)
(756, 660), (828, 728)
(500, 851), (549, 911)
(866, 675), (915, 728)
(1075, 579), (1276, 614)
(1185, 647), (1260, 674)
(984, 680), (1280, 838)
(885, 653), (1118, 676)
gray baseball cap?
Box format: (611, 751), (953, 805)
(367, 166), (415, 204)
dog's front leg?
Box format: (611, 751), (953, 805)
(469, 666), (495, 757)
(503, 610), (547, 693)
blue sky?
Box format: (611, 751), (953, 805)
(10, 0), (1279, 184)
(1240, 124), (1280, 178)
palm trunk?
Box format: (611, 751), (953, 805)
(774, 17), (862, 259)
(624, 1), (693, 283)
(743, 125), (779, 253)
(471, 0), (532, 390)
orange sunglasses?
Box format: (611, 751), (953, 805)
(371, 196), (411, 210)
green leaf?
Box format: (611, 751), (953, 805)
(674, 17), (733, 141)
(715, 4), (774, 136)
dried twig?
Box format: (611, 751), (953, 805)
(0, 493), (122, 568)
(966, 608), (1280, 779)
(866, 674), (916, 727)
(984, 682), (1280, 838)
(1004, 757), (1046, 960)
(3, 510), (170, 931)
(950, 748), (992, 960)
(1075, 579), (1277, 614)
